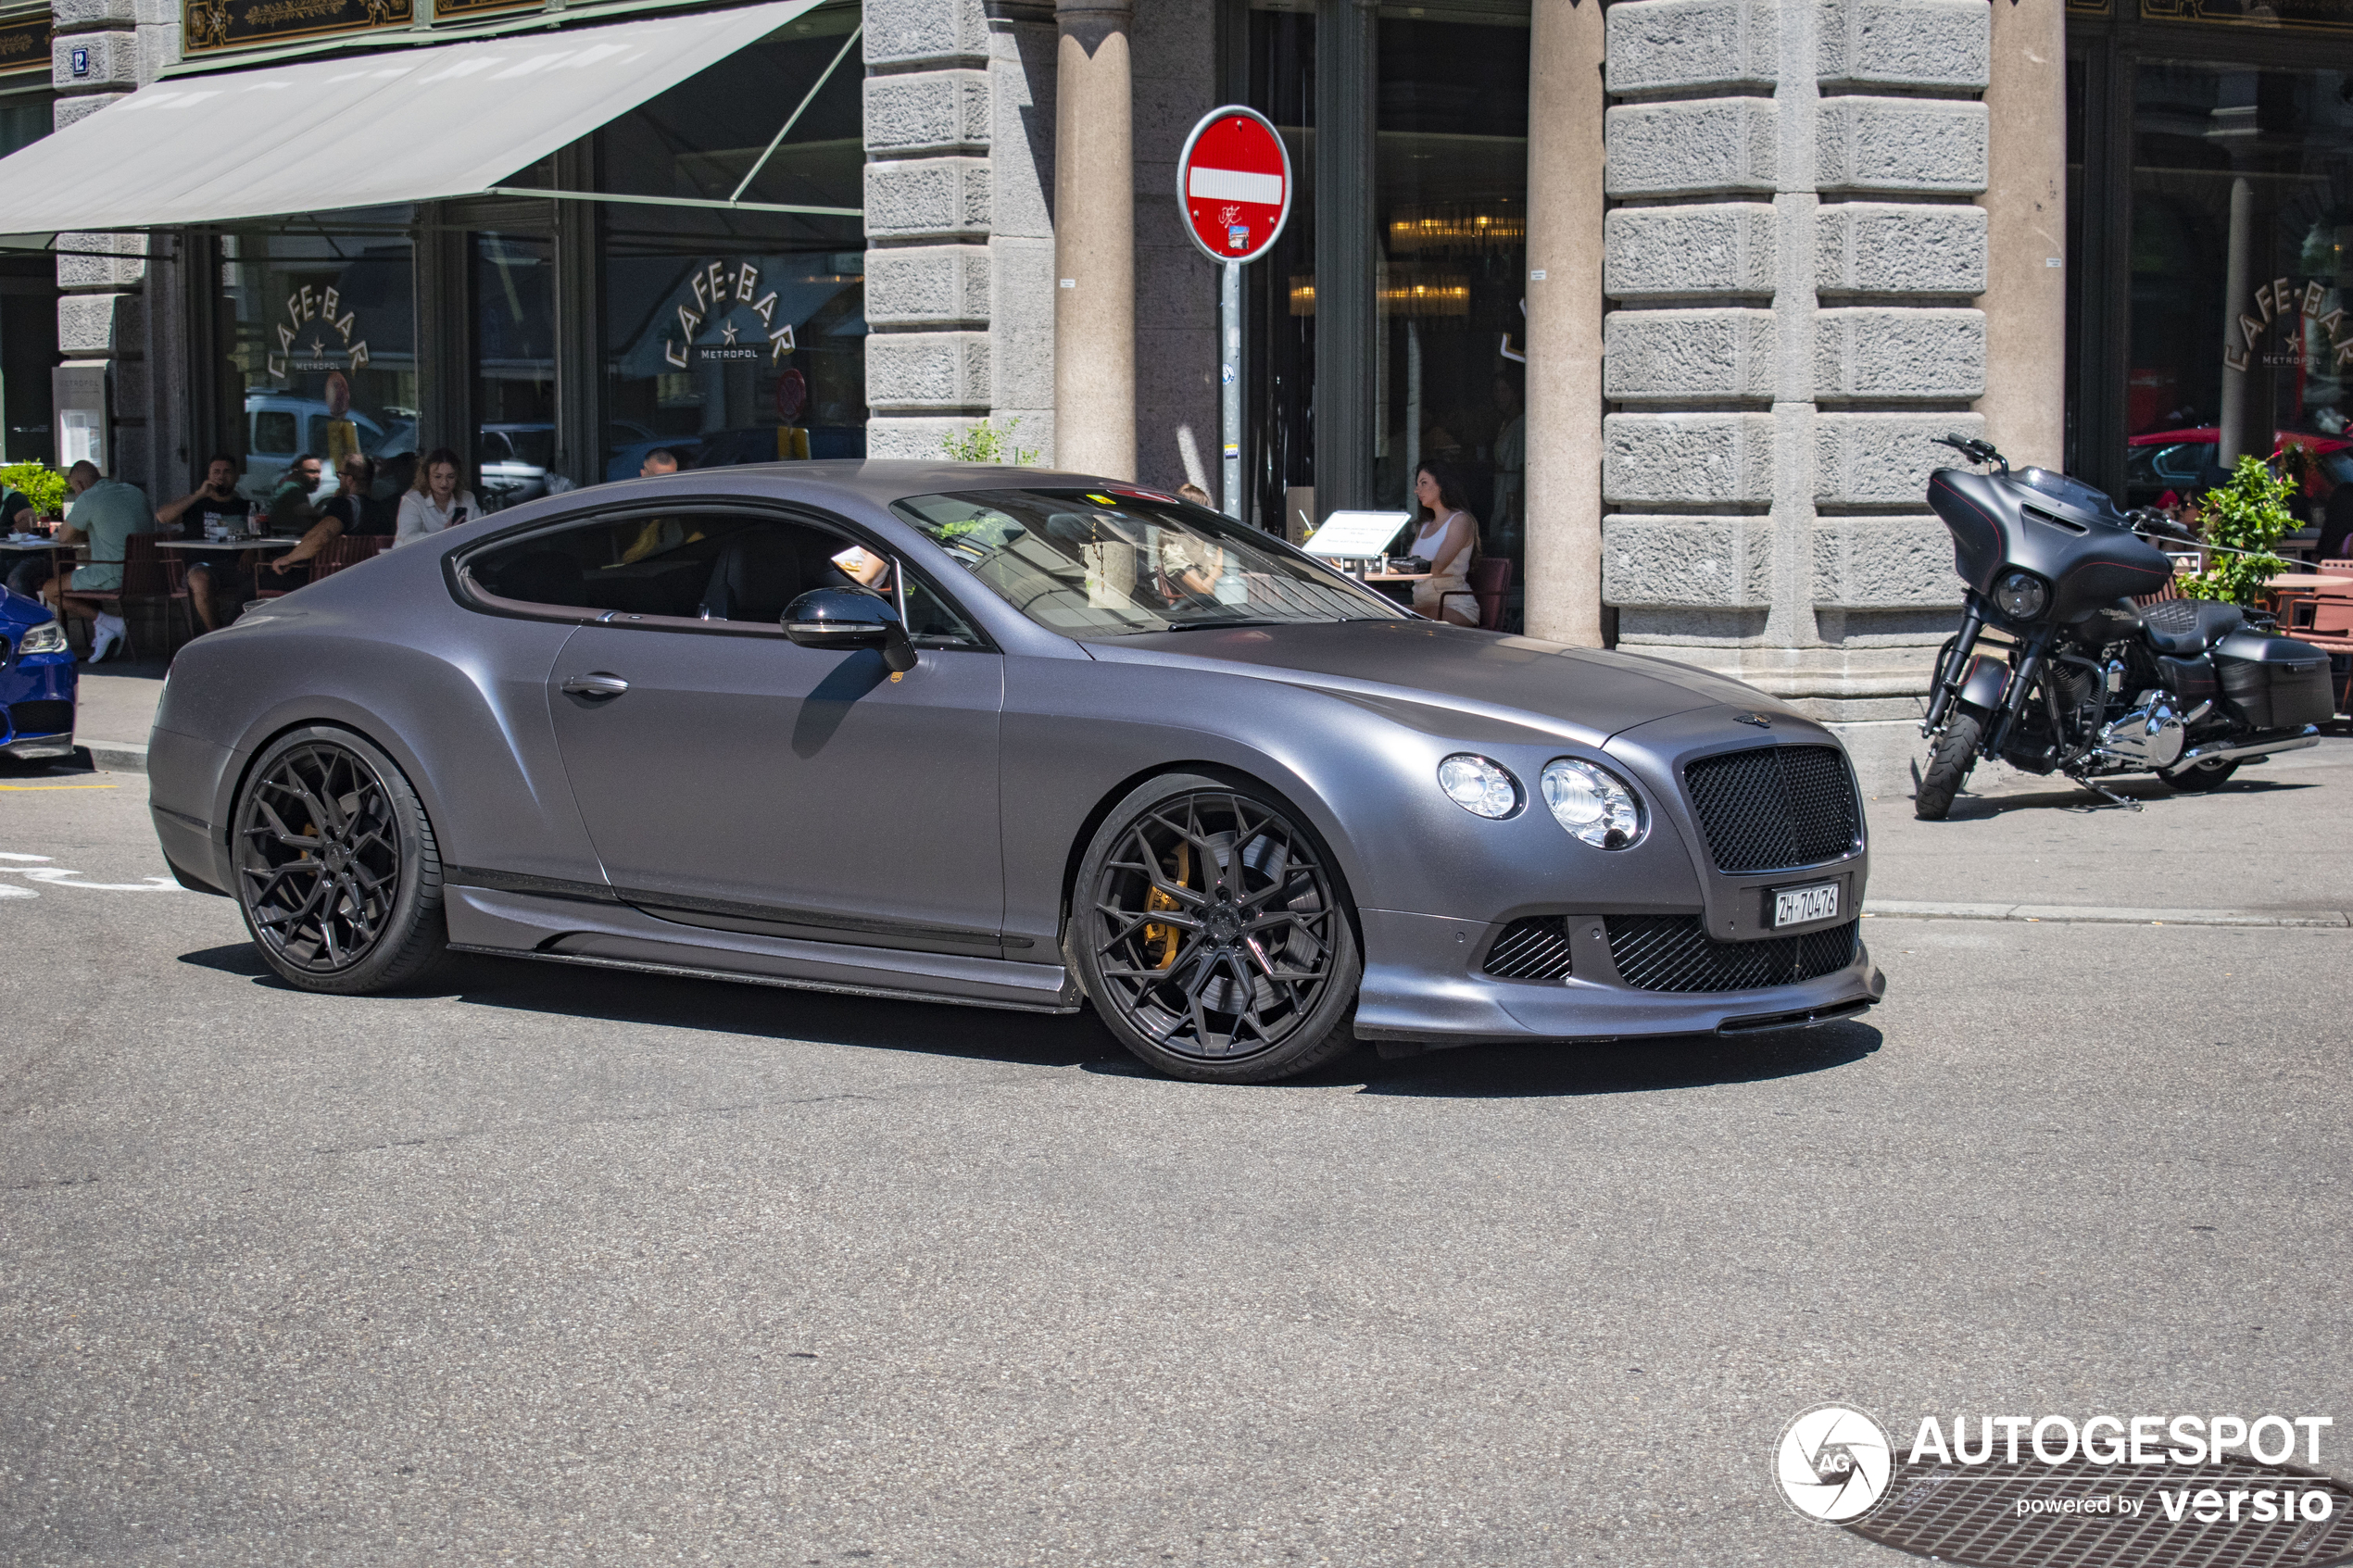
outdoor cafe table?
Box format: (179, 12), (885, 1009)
(1358, 570), (1428, 607)
(155, 537), (306, 553)
(2263, 572), (2353, 590)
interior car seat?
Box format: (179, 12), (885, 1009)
(698, 528), (807, 622)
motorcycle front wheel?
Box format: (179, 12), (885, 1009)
(1915, 709), (1983, 821)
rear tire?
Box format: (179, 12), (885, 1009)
(1914, 710), (1983, 821)
(1067, 773), (1361, 1084)
(231, 726), (450, 994)
(2157, 758), (2238, 792)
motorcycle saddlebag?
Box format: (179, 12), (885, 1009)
(2211, 630), (2334, 729)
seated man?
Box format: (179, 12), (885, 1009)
(42, 460), (149, 660)
(261, 453), (378, 583)
(191, 453), (320, 631)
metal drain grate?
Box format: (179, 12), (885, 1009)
(1849, 1451), (2353, 1568)
(1482, 917), (1575, 982)
(1607, 915), (1857, 993)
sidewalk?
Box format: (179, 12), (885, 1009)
(67, 656), (168, 771)
(1859, 735), (2353, 919)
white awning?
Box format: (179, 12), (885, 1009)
(0, 0), (824, 235)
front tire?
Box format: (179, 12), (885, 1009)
(1067, 774), (1361, 1084)
(1914, 709), (1984, 821)
(2157, 757), (2238, 792)
(231, 726), (450, 994)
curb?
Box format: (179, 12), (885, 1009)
(1867, 899), (2350, 929)
(81, 740), (147, 774)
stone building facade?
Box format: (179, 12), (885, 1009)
(41, 0), (2324, 774)
(1597, 0), (1997, 721)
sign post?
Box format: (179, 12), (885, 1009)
(1177, 106), (1291, 521)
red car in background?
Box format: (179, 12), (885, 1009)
(2126, 427), (2353, 495)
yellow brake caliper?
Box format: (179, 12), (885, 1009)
(1143, 841), (1190, 970)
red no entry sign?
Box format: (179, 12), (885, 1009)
(1177, 106), (1292, 267)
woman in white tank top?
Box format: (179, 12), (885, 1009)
(1404, 461), (1480, 626)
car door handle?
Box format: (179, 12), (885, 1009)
(560, 672), (630, 698)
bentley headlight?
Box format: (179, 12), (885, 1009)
(1994, 570), (2048, 621)
(1437, 753), (1520, 819)
(17, 619), (66, 656)
(1540, 759), (1645, 849)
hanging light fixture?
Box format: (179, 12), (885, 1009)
(1379, 270), (1470, 317)
(1388, 203), (1526, 256)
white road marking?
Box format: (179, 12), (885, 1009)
(17, 869), (182, 892)
(0, 855), (182, 894)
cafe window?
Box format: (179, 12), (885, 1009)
(473, 231), (555, 512)
(219, 218), (416, 503)
(595, 7), (866, 481)
(2121, 59), (2353, 508)
(1373, 11), (1529, 573)
(1242, 0), (1531, 591)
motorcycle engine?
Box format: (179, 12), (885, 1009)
(2095, 688), (2187, 770)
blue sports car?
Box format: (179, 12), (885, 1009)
(0, 586), (75, 764)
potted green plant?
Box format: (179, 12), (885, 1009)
(939, 417), (1039, 466)
(2183, 455), (2295, 608)
(0, 460), (69, 526)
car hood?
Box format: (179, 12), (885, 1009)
(1082, 620), (1788, 743)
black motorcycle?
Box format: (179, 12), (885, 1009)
(1913, 433), (2334, 819)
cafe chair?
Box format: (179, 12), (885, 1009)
(1469, 556), (1513, 632)
(315, 534), (385, 578)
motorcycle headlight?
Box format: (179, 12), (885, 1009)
(1437, 753), (1520, 819)
(1540, 759), (1646, 850)
(1994, 570), (2048, 621)
(17, 619), (66, 656)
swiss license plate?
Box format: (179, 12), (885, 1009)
(1773, 881), (1840, 928)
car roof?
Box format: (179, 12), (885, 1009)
(635, 458), (1139, 506)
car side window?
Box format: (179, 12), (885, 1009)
(905, 577), (983, 647)
(465, 512), (969, 634)
(253, 410), (296, 456)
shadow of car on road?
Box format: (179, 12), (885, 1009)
(180, 941), (1884, 1100)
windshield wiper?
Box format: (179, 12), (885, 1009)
(1155, 616), (1292, 632)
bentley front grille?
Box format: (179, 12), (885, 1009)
(1681, 745), (1861, 874)
(1606, 915), (1857, 993)
(1481, 917), (1576, 982)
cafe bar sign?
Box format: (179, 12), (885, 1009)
(185, 0), (409, 55)
(268, 282), (371, 380)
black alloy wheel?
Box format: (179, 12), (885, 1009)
(232, 727), (449, 993)
(1070, 776), (1361, 1083)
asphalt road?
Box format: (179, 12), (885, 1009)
(3, 756), (2347, 1565)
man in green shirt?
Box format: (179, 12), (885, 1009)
(47, 460), (151, 661)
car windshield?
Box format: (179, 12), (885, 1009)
(892, 488), (1408, 636)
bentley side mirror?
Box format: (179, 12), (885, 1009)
(783, 586), (918, 673)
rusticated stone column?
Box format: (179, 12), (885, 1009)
(1599, 0), (1991, 732)
(1521, 0), (1606, 648)
(1051, 0), (1136, 479)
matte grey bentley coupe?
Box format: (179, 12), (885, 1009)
(147, 462), (1883, 1082)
